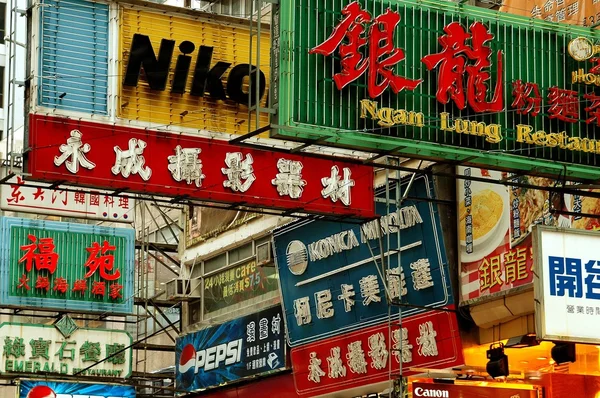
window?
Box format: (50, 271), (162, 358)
(0, 4), (6, 44)
(204, 253), (227, 274)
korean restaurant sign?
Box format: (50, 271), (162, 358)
(273, 0), (600, 180)
(458, 166), (600, 304)
(19, 380), (136, 398)
(176, 306), (286, 392)
(0, 217), (134, 314)
(534, 227), (600, 344)
(119, 6), (271, 136)
(291, 309), (463, 397)
(26, 114), (374, 218)
(273, 175), (451, 347)
(1, 175), (134, 223)
(0, 322), (132, 378)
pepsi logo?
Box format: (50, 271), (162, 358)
(26, 386), (56, 398)
(178, 344), (197, 389)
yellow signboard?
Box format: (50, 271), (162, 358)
(118, 8), (270, 135)
(500, 0), (600, 26)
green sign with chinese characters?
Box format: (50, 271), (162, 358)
(0, 217), (134, 314)
(273, 0), (600, 180)
(0, 322), (133, 378)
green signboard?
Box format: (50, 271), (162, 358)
(0, 217), (134, 314)
(273, 0), (600, 179)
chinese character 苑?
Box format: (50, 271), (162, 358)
(307, 352), (326, 384)
(549, 256), (583, 298)
(222, 152), (256, 193)
(271, 158), (307, 199)
(80, 341), (101, 362)
(368, 332), (388, 370)
(416, 321), (438, 357)
(410, 258), (434, 290)
(84, 240), (121, 281)
(112, 138), (152, 181)
(315, 289), (335, 319)
(346, 341), (368, 374)
(359, 275), (381, 305)
(338, 283), (356, 312)
(105, 343), (126, 364)
(309, 2), (422, 98)
(168, 146), (205, 187)
(19, 234), (59, 274)
(54, 129), (96, 174)
(29, 338), (51, 360)
(327, 346), (347, 378)
(321, 166), (354, 206)
(293, 297), (312, 326)
(421, 21), (503, 112)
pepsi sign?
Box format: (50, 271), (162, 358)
(19, 380), (136, 398)
(176, 306), (286, 392)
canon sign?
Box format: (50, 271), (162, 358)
(414, 387), (449, 398)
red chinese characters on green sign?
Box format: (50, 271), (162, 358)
(0, 217), (134, 313)
(16, 234), (123, 300)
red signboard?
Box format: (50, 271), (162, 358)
(412, 383), (537, 398)
(290, 308), (463, 397)
(26, 114), (374, 217)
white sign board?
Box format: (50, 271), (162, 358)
(0, 176), (134, 222)
(534, 226), (600, 344)
(0, 322), (133, 378)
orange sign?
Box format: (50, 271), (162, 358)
(500, 0), (600, 27)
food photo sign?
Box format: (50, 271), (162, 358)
(458, 166), (600, 303)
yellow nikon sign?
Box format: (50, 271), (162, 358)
(119, 8), (270, 135)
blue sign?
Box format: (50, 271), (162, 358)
(176, 306), (286, 392)
(19, 380), (135, 398)
(273, 175), (452, 347)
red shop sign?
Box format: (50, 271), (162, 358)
(290, 307), (463, 397)
(26, 114), (375, 218)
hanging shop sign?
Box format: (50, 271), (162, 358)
(118, 6), (270, 135)
(412, 383), (537, 398)
(0, 217), (135, 314)
(458, 166), (600, 303)
(19, 380), (136, 398)
(534, 227), (600, 344)
(0, 321), (133, 378)
(176, 306), (286, 393)
(273, 0), (600, 180)
(36, 0), (109, 115)
(26, 114), (374, 218)
(500, 0), (598, 27)
(291, 309), (463, 397)
(203, 259), (279, 316)
(273, 175), (451, 347)
(1, 175), (134, 223)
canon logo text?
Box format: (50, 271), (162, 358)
(414, 387), (449, 398)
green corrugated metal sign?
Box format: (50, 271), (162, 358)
(273, 0), (600, 180)
(0, 217), (134, 314)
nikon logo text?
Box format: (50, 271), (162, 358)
(414, 387), (449, 398)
